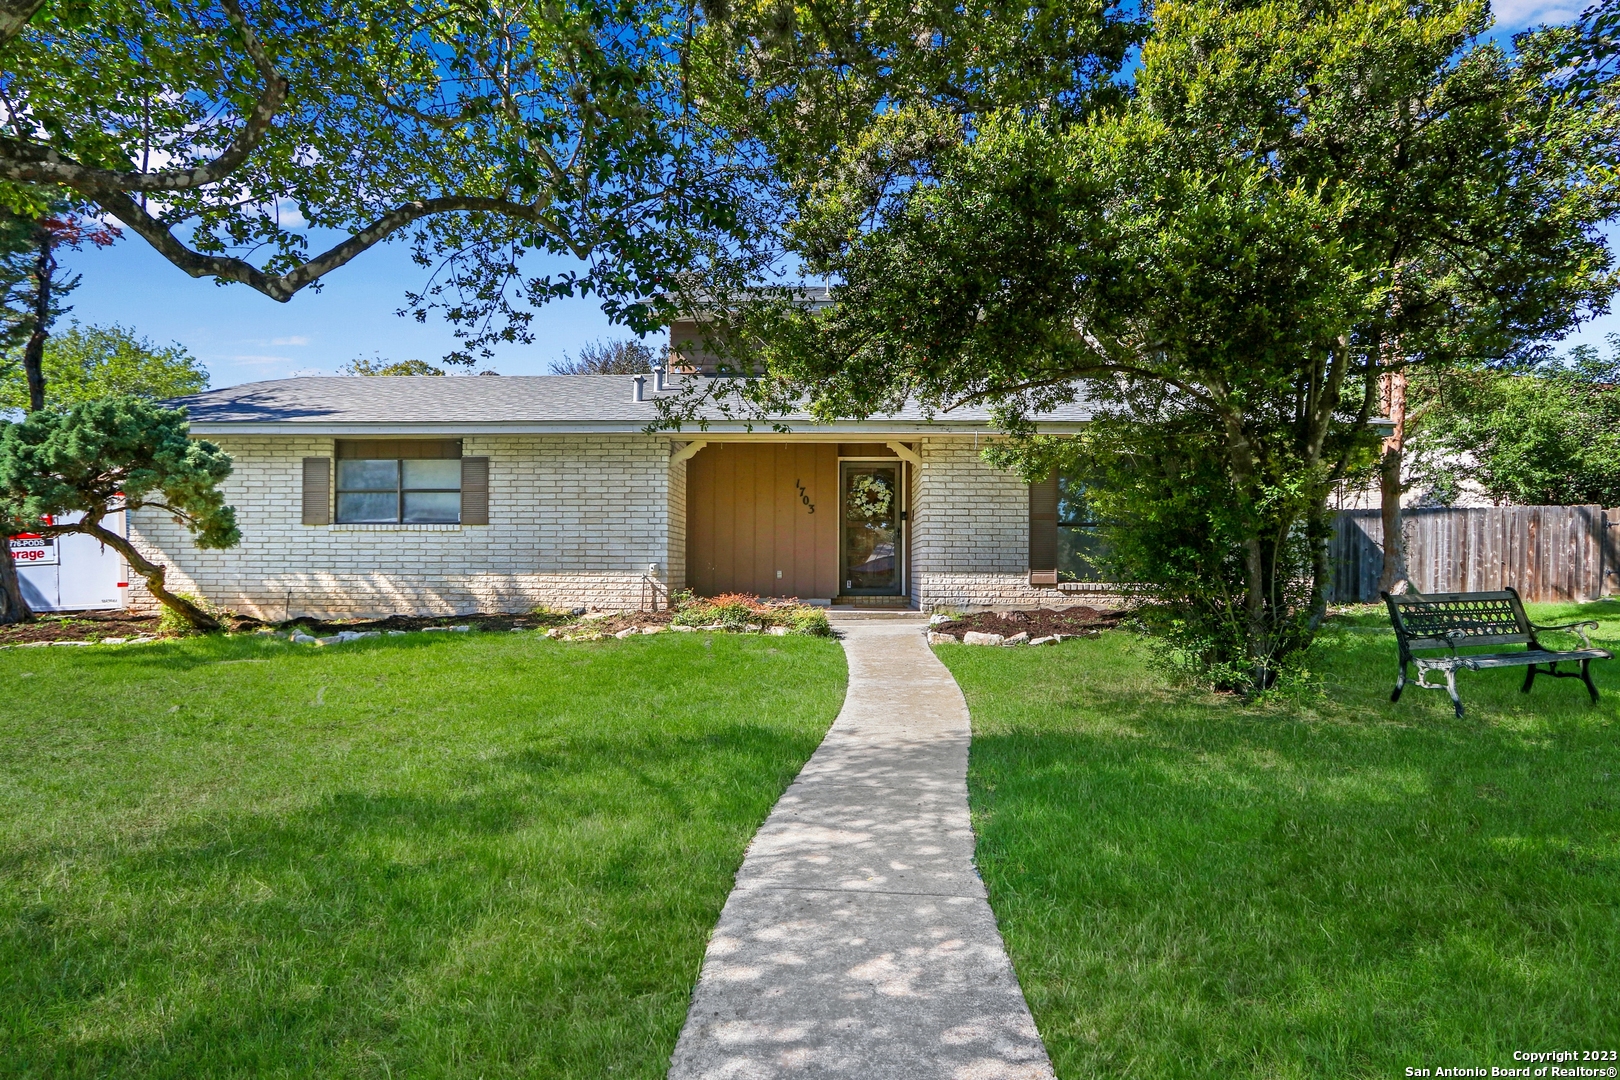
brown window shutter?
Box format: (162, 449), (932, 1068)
(1028, 472), (1058, 586)
(461, 457), (489, 525)
(301, 457), (330, 525)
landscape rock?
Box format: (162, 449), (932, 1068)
(450, 625), (471, 633)
(387, 630), (409, 636)
(100, 637), (127, 645)
(927, 631), (955, 645)
(670, 624), (696, 633)
(1003, 632), (1030, 645)
(766, 625), (790, 636)
(313, 636), (340, 646)
(1029, 636), (1058, 646)
(641, 625), (664, 634)
(928, 613), (954, 626)
(962, 631), (1006, 646)
(570, 606), (588, 616)
(614, 627), (640, 639)
(422, 626), (448, 632)
(291, 632), (318, 644)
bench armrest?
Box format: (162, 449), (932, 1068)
(1531, 620), (1599, 648)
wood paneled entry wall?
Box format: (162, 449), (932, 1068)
(686, 443), (843, 598)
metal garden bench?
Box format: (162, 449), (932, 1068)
(1382, 587), (1610, 718)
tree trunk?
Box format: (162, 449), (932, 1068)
(1306, 503), (1333, 634)
(70, 517), (221, 631)
(0, 543), (27, 624)
(1377, 368), (1410, 595)
(23, 221), (54, 412)
(0, 223), (53, 622)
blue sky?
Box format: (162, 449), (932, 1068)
(55, 0), (1618, 391)
(58, 238), (627, 386)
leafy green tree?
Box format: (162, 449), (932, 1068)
(0, 200), (117, 410)
(0, 397), (239, 630)
(694, 0), (1620, 689)
(693, 0), (1142, 174)
(340, 356), (445, 376)
(1, 0), (767, 359)
(0, 322), (207, 410)
(1421, 335), (1620, 506)
(0, 192), (119, 622)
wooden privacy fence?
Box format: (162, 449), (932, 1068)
(1329, 505), (1620, 604)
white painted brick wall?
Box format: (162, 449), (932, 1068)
(127, 434), (680, 619)
(125, 432), (1117, 619)
(911, 439), (1123, 612)
(666, 455), (687, 591)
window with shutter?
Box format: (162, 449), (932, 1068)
(460, 457), (489, 525)
(302, 457), (331, 525)
(330, 441), (466, 524)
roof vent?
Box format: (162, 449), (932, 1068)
(631, 374), (646, 402)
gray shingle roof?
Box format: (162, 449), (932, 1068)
(177, 376), (1093, 435)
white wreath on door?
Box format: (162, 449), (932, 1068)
(846, 473), (893, 521)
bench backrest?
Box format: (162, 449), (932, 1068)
(1382, 588), (1534, 651)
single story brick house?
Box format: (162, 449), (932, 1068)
(126, 374), (1107, 618)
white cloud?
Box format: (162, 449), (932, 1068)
(275, 200), (309, 230)
(1491, 0), (1581, 28)
(270, 335), (311, 346)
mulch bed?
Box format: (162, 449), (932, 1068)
(0, 612), (169, 644)
(928, 605), (1126, 641)
(279, 610), (587, 635)
(0, 608), (600, 644)
(0, 604), (775, 645)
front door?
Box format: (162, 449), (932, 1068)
(840, 462), (902, 595)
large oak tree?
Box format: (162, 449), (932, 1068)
(693, 0), (1620, 687)
(1, 0), (769, 355)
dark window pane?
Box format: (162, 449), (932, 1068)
(1056, 474), (1096, 527)
(402, 459), (461, 490)
(403, 491), (460, 523)
(337, 459), (399, 492)
(337, 491), (399, 523)
(1058, 525), (1106, 582)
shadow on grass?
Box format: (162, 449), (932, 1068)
(941, 609), (1619, 1080)
(0, 635), (845, 1080)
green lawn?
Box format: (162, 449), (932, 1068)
(0, 630), (846, 1079)
(937, 601), (1620, 1080)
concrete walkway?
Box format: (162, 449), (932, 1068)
(668, 617), (1055, 1080)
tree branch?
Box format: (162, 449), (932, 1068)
(93, 188), (585, 301)
(0, 0), (46, 46)
(0, 0), (289, 193)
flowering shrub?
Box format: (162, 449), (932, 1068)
(671, 592), (832, 636)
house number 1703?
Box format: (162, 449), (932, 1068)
(795, 480), (815, 514)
